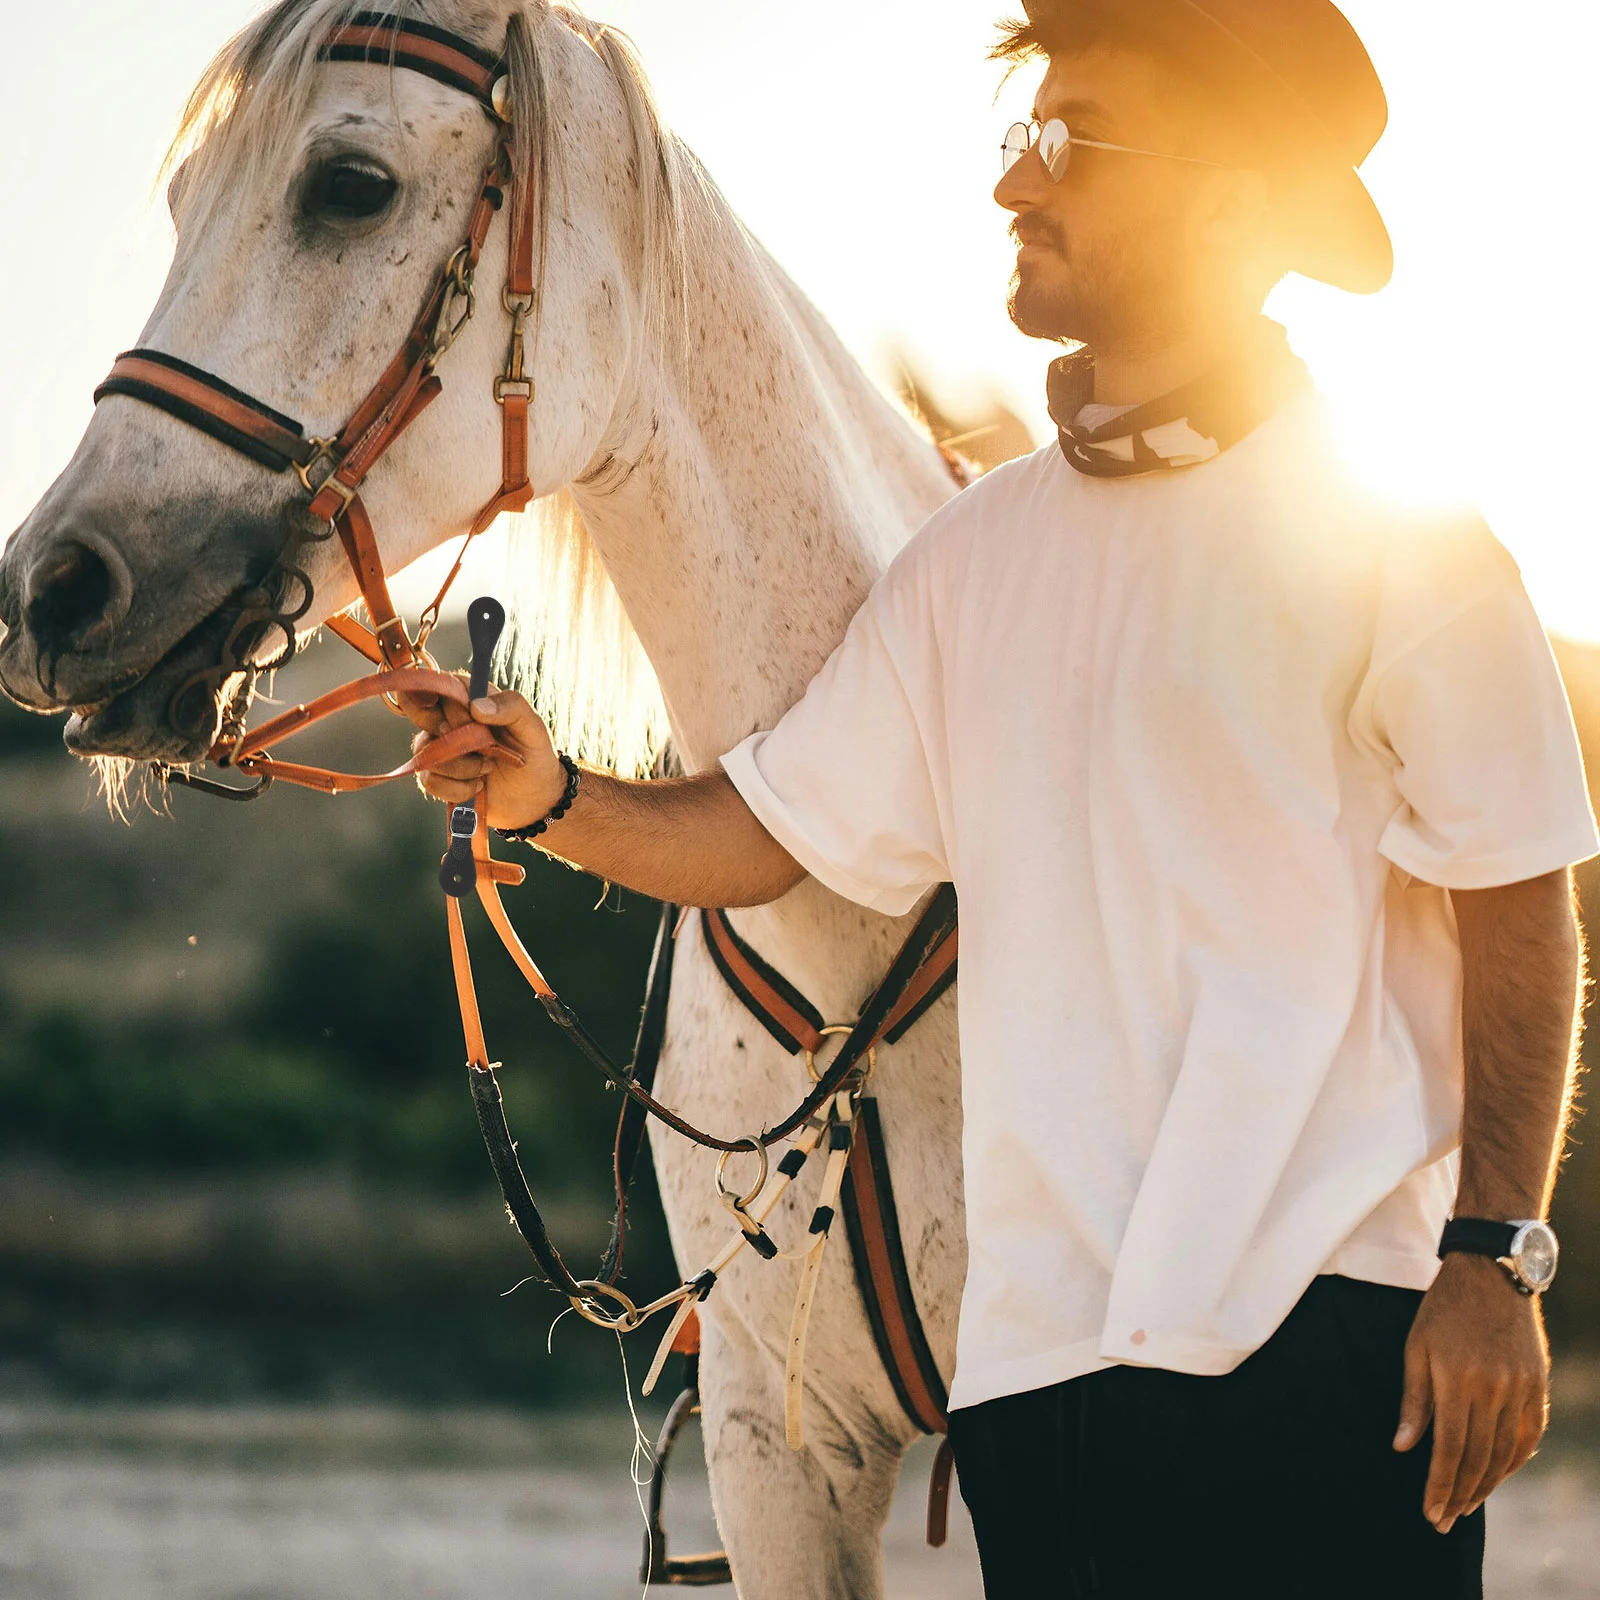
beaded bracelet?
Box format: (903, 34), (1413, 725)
(495, 752), (581, 843)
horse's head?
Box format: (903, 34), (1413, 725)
(0, 0), (663, 762)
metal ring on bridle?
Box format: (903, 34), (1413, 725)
(715, 1138), (769, 1213)
(803, 1022), (876, 1087)
(570, 1279), (642, 1332)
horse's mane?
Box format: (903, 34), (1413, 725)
(166, 0), (706, 776)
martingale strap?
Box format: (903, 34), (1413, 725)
(699, 896), (960, 1546)
(701, 904), (958, 1057)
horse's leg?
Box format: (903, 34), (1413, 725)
(698, 1310), (905, 1600)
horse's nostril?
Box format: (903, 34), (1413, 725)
(26, 540), (116, 650)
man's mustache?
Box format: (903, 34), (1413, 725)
(1011, 216), (1066, 255)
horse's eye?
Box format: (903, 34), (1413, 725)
(303, 157), (398, 223)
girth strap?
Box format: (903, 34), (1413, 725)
(840, 1101), (949, 1433)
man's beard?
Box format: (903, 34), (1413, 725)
(1008, 215), (1194, 351)
(1007, 214), (1080, 341)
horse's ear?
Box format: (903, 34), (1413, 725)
(165, 158), (193, 224)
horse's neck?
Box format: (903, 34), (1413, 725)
(574, 217), (955, 777)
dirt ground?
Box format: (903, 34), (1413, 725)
(1, 1397), (1597, 1600)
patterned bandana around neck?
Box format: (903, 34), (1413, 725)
(1048, 318), (1312, 479)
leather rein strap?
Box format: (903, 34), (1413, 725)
(94, 11), (534, 739)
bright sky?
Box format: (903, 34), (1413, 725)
(3, 2), (1597, 635)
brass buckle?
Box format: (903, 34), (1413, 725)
(428, 246), (478, 361)
(496, 287), (534, 405)
(312, 473), (359, 516)
(293, 437), (340, 498)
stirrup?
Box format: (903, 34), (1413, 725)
(641, 1356), (733, 1587)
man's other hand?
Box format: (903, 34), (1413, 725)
(1393, 1251), (1550, 1533)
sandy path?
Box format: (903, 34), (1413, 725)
(0, 1405), (1592, 1598)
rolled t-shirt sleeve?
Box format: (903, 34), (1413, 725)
(1364, 558), (1598, 890)
(721, 548), (950, 917)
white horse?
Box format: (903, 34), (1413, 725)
(0, 3), (967, 1593)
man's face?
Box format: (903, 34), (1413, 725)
(995, 48), (1222, 351)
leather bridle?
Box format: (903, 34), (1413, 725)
(95, 11), (533, 791)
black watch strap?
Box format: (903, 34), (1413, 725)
(1438, 1217), (1518, 1262)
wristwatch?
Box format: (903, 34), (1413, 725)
(1438, 1217), (1559, 1296)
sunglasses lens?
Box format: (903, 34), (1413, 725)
(1001, 122), (1031, 173)
(1037, 119), (1071, 182)
(998, 120), (1036, 172)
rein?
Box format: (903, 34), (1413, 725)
(94, 13), (964, 1563)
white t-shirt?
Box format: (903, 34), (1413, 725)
(721, 393), (1599, 1412)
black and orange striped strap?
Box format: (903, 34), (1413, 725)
(94, 350), (317, 473)
(319, 12), (503, 109)
(840, 1098), (950, 1434)
(698, 892), (958, 1460)
(701, 907), (827, 1054)
(699, 904), (957, 1057)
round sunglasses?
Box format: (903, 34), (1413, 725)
(1002, 118), (1224, 182)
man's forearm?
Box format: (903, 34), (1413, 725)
(1452, 869), (1585, 1217)
(1394, 868), (1583, 1529)
(534, 767), (807, 908)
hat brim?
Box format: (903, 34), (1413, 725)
(1064, 0), (1394, 293)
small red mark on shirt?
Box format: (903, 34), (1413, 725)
(1130, 1329), (1147, 1346)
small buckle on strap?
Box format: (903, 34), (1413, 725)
(493, 375), (533, 404)
(449, 803), (479, 842)
(293, 437), (340, 498)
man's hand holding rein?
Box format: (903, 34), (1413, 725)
(409, 685), (568, 832)
(408, 686), (805, 910)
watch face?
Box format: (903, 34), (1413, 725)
(1511, 1222), (1560, 1293)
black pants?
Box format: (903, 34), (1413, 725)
(948, 1276), (1485, 1599)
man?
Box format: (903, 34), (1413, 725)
(415, 1), (1597, 1593)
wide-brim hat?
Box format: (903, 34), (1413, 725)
(1030, 0), (1394, 294)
